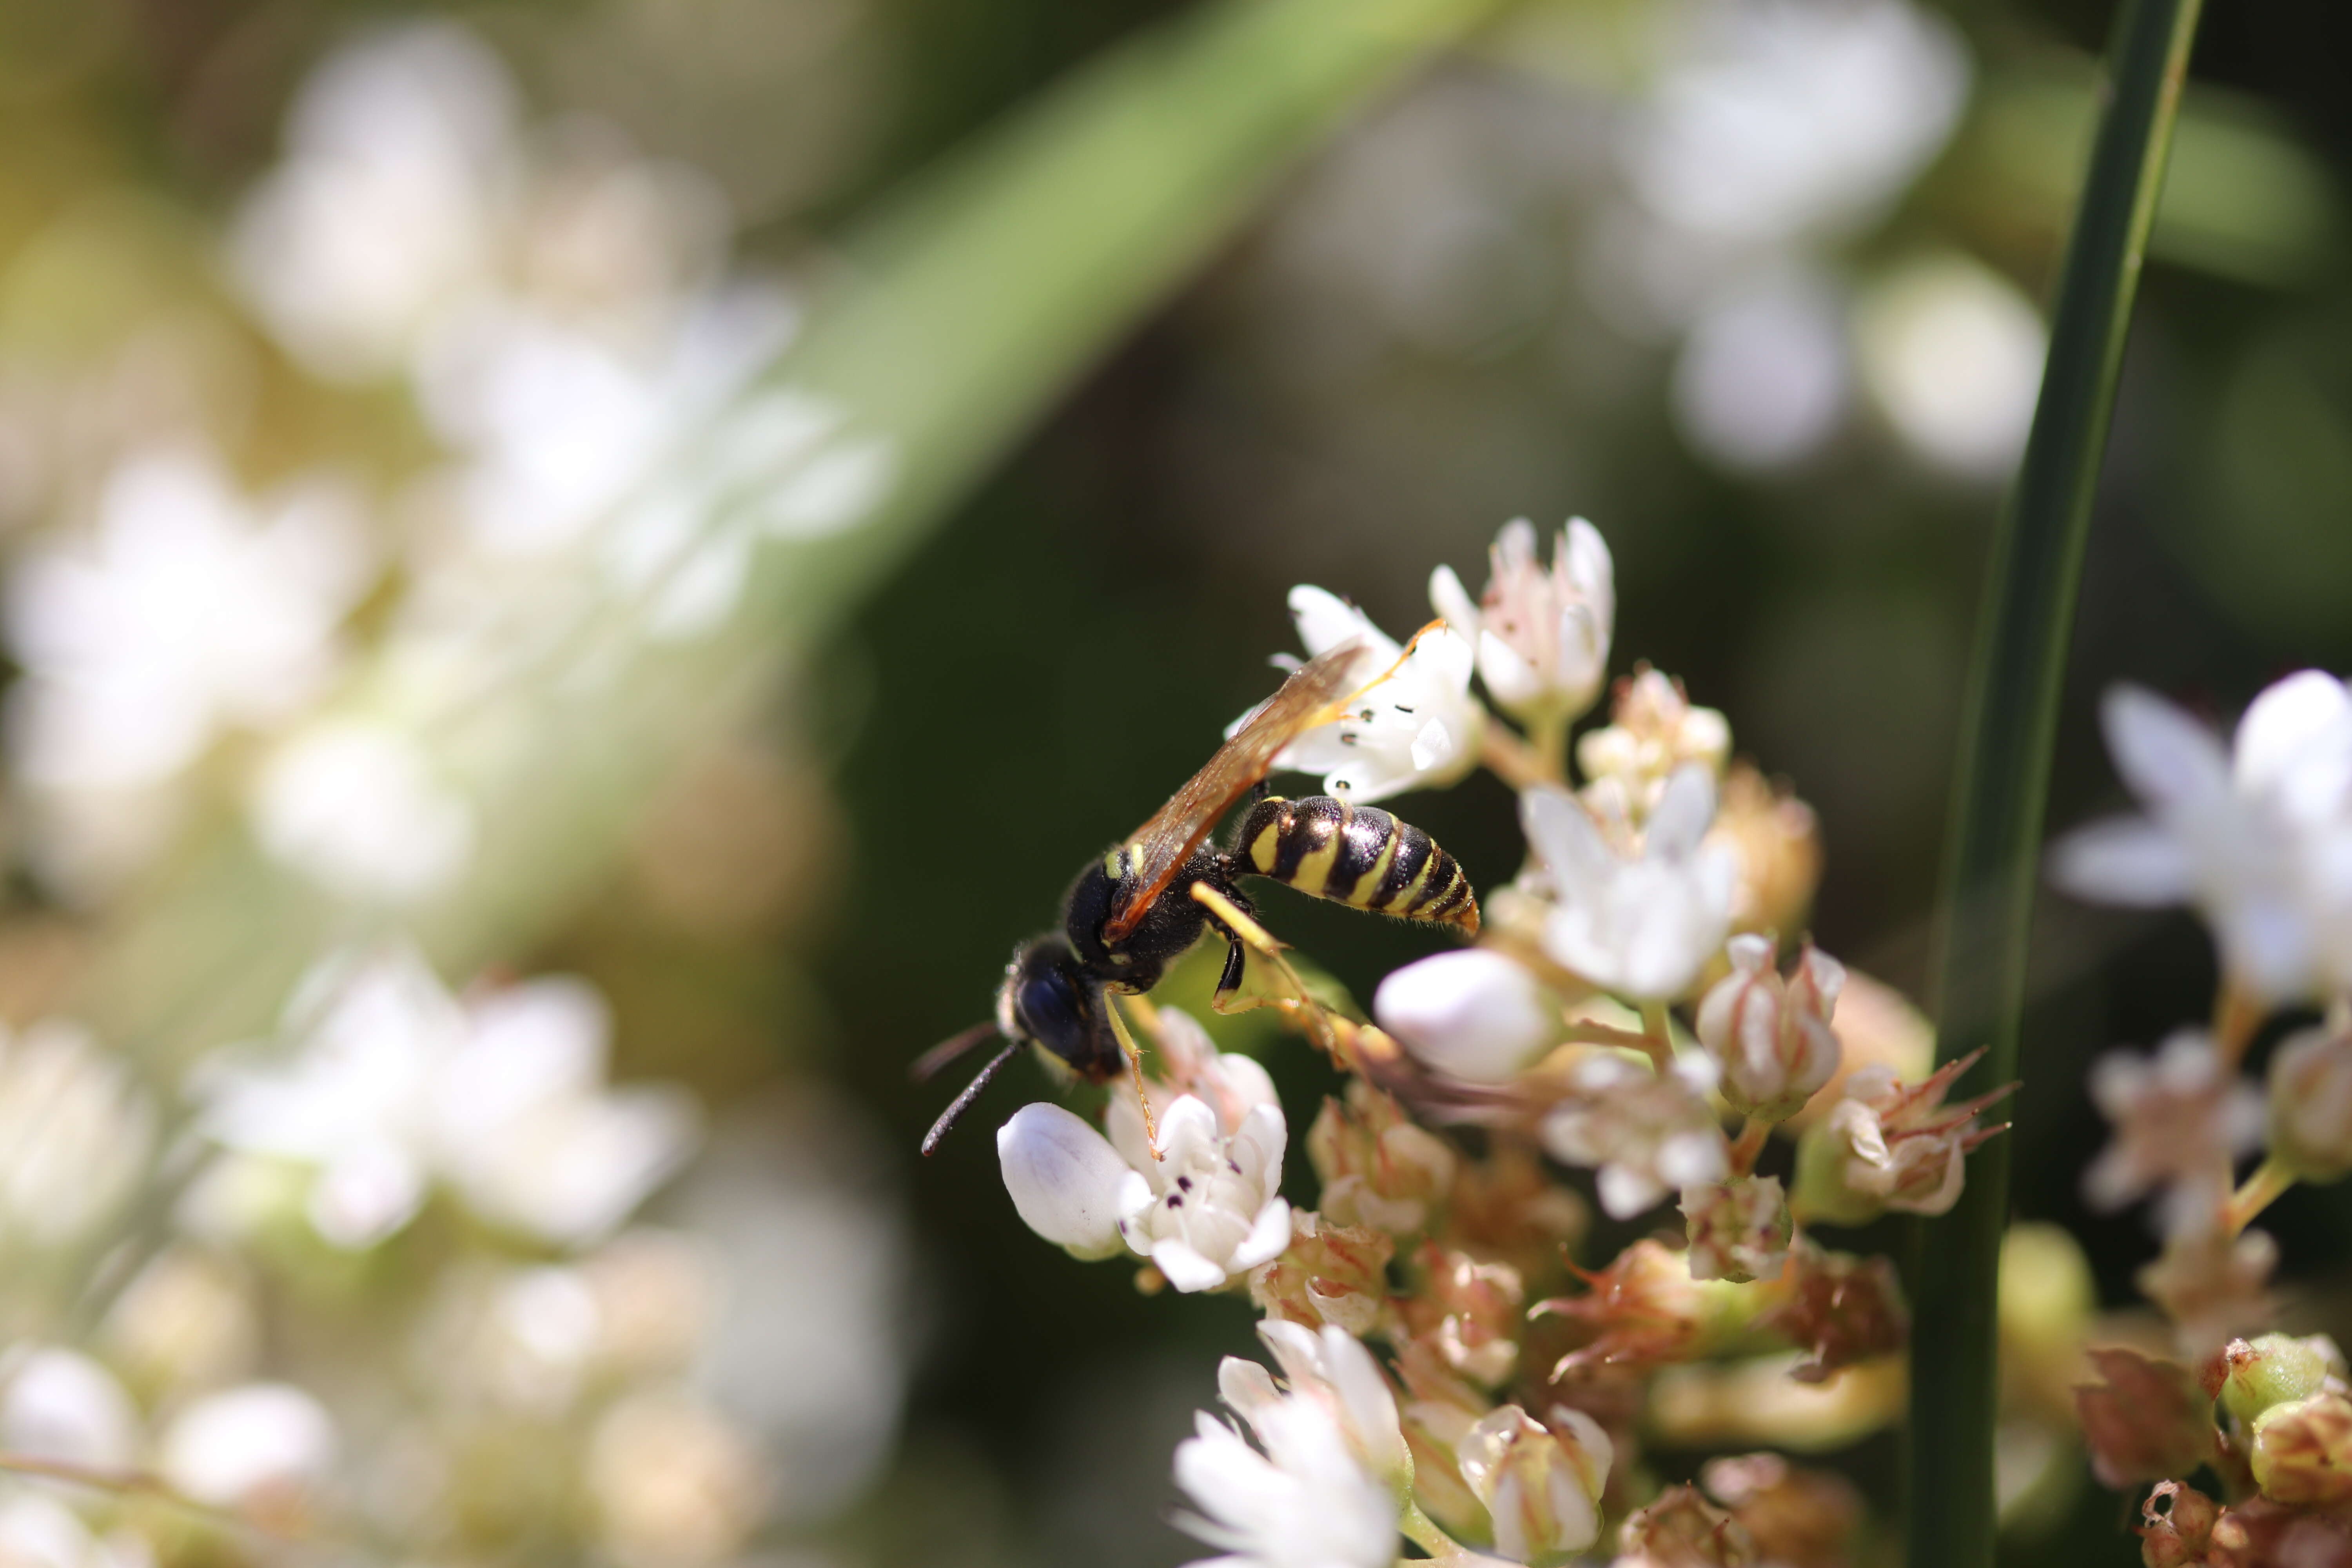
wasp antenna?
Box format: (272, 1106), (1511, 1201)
(910, 1021), (1001, 1083)
(920, 1043), (1021, 1156)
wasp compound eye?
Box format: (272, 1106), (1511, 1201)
(1017, 964), (1085, 1044)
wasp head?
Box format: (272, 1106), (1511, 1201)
(998, 936), (1123, 1082)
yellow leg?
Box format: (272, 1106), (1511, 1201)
(1104, 995), (1162, 1160)
(1189, 882), (1334, 1052)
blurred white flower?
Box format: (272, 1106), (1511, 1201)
(229, 22), (516, 381)
(2051, 674), (2352, 1003)
(195, 945), (696, 1249)
(1671, 269), (1849, 470)
(0, 1348), (141, 1470)
(1541, 1051), (1728, 1218)
(2084, 1031), (2263, 1237)
(1267, 587), (1483, 804)
(1221, 1321), (1410, 1496)
(0, 1492), (144, 1568)
(0, 1021), (155, 1249)
(1622, 0), (1969, 247)
(1174, 1347), (1399, 1568)
(589, 1389), (771, 1568)
(1429, 518), (1614, 725)
(249, 717), (476, 904)
(5, 445), (371, 793)
(1576, 668), (1733, 827)
(1374, 948), (1560, 1083)
(158, 1383), (336, 1509)
(1524, 768), (1736, 1000)
(1855, 252), (2045, 480)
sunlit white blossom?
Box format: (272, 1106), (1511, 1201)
(158, 1383), (337, 1509)
(1541, 1051), (1729, 1218)
(1174, 1343), (1399, 1568)
(1429, 517), (1613, 724)
(1374, 948), (1560, 1083)
(1220, 1320), (1410, 1495)
(194, 945), (696, 1249)
(1266, 586), (1483, 804)
(249, 717), (476, 904)
(2052, 674), (2352, 1003)
(1524, 768), (1736, 1001)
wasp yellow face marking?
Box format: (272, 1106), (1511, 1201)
(1105, 848), (1129, 880)
(1346, 833), (1399, 908)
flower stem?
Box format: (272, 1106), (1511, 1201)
(1479, 720), (1557, 791)
(1905, 0), (2205, 1564)
(1397, 1501), (1463, 1561)
(1728, 1116), (1770, 1177)
(1528, 710), (1571, 787)
(2224, 1157), (2296, 1236)
(2213, 980), (2264, 1071)
(1638, 1001), (1675, 1073)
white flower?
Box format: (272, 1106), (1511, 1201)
(0, 1021), (154, 1249)
(249, 717), (476, 904)
(1265, 586), (1483, 804)
(1220, 1321), (1410, 1495)
(5, 445), (372, 793)
(997, 1042), (1290, 1293)
(1454, 1403), (1613, 1563)
(1174, 1342), (1399, 1568)
(2051, 675), (2352, 1004)
(0, 1348), (141, 1470)
(194, 944), (696, 1249)
(1429, 517), (1614, 724)
(1374, 948), (1560, 1083)
(158, 1383), (337, 1509)
(1542, 1051), (1729, 1218)
(1696, 934), (1844, 1122)
(1523, 767), (1737, 1001)
(2084, 1031), (2263, 1236)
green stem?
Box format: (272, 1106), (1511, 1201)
(2224, 1156), (2296, 1236)
(1398, 1501), (1463, 1561)
(1906, 1), (2205, 1565)
(1638, 1001), (1676, 1073)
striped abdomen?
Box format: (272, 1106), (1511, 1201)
(1235, 795), (1477, 933)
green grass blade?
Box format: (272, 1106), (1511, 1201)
(76, 0), (1502, 1058)
(1906, 1), (2206, 1563)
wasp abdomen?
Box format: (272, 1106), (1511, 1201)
(1236, 795), (1477, 932)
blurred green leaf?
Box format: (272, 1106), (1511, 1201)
(80, 0), (1505, 1059)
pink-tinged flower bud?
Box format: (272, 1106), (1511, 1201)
(1454, 1403), (1613, 1565)
(1537, 1238), (1752, 1377)
(1700, 1454), (1861, 1568)
(1784, 968), (1932, 1133)
(1681, 1175), (1792, 1285)
(1308, 1082), (1456, 1236)
(1697, 936), (1844, 1123)
(1396, 1246), (1524, 1388)
(2268, 1022), (2352, 1182)
(1374, 949), (1561, 1084)
(2251, 1392), (2352, 1507)
(1755, 1240), (1907, 1383)
(2137, 1226), (2278, 1359)
(2220, 1333), (2345, 1427)
(1790, 1051), (2011, 1225)
(1708, 763), (1822, 940)
(1615, 1483), (1755, 1568)
(2075, 1347), (2216, 1488)
(1398, 1394), (1490, 1548)
(1576, 666), (1731, 817)
(1248, 1211), (1394, 1336)
(1429, 517), (1614, 726)
(2136, 1481), (2221, 1568)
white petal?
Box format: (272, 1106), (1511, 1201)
(1521, 785), (1608, 883)
(2237, 670), (2352, 823)
(1477, 630), (1546, 710)
(1647, 764), (1719, 858)
(1317, 1326), (1406, 1483)
(2102, 685), (2230, 815)
(160, 1383), (336, 1507)
(1563, 517), (1615, 625)
(1428, 564), (1481, 638)
(996, 1103), (1132, 1259)
(1595, 1163), (1665, 1219)
(1374, 949), (1557, 1083)
(1288, 586), (1397, 662)
(2048, 817), (2196, 905)
(1153, 1237), (1231, 1293)
(1231, 1198), (1294, 1271)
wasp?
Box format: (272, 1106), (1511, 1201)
(918, 635), (1479, 1153)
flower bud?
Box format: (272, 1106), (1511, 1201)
(1454, 1404), (1612, 1565)
(1696, 936), (1843, 1123)
(2268, 1022), (2352, 1182)
(1430, 517), (1613, 726)
(1700, 1454), (1860, 1568)
(2221, 1333), (2345, 1426)
(2250, 1392), (2352, 1506)
(1757, 1241), (1906, 1383)
(1396, 1247), (1523, 1387)
(996, 1102), (1131, 1259)
(1791, 1053), (2010, 1226)
(1309, 1081), (1456, 1236)
(1399, 1394), (1490, 1547)
(2074, 1347), (2214, 1488)
(1538, 1238), (1751, 1377)
(1374, 949), (1560, 1084)
(2137, 1226), (2278, 1359)
(1783, 968), (1931, 1134)
(1709, 763), (1822, 940)
(1248, 1211), (1393, 1336)
(1681, 1175), (1792, 1285)
(2136, 1481), (2220, 1568)
(1577, 667), (1731, 816)
(1615, 1483), (1755, 1568)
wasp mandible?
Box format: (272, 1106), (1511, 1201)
(918, 634), (1480, 1152)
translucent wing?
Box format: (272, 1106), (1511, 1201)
(1103, 640), (1368, 945)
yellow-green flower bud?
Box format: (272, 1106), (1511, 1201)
(2221, 1333), (2343, 1426)
(2250, 1391), (2352, 1506)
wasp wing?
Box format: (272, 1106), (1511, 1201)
(1102, 640), (1370, 946)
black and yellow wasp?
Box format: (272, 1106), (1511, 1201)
(919, 636), (1479, 1152)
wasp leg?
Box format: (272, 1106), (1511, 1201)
(1214, 936), (1247, 1008)
(1189, 881), (1335, 1053)
(1103, 996), (1163, 1160)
